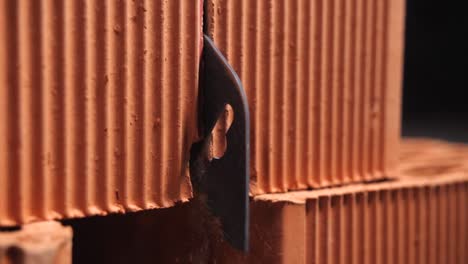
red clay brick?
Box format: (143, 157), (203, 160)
(0, 0), (202, 226)
(205, 0), (405, 194)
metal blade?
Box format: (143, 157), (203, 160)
(190, 35), (250, 252)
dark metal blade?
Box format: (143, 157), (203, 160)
(190, 35), (250, 252)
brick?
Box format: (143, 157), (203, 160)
(205, 0), (405, 194)
(0, 0), (202, 225)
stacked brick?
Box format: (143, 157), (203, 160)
(0, 0), (202, 226)
(1, 0), (466, 263)
(206, 0), (405, 194)
(213, 140), (468, 263)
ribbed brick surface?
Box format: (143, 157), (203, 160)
(0, 222), (72, 264)
(223, 175), (466, 264)
(305, 179), (467, 264)
(211, 139), (468, 263)
(206, 0), (405, 194)
(63, 140), (468, 263)
(0, 0), (202, 226)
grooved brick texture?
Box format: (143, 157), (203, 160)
(211, 139), (468, 263)
(305, 180), (467, 264)
(56, 142), (468, 264)
(0, 0), (202, 226)
(206, 0), (405, 194)
(213, 176), (467, 264)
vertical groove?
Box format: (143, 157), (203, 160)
(17, 0), (34, 222)
(183, 0), (201, 199)
(285, 0), (298, 189)
(447, 184), (457, 264)
(351, 0), (363, 182)
(306, 199), (319, 264)
(85, 0), (97, 213)
(350, 193), (357, 264)
(434, 186), (442, 264)
(362, 192), (369, 264)
(375, 190), (384, 264)
(439, 185), (448, 264)
(407, 188), (415, 264)
(161, 0), (178, 205)
(458, 183), (467, 264)
(50, 0), (66, 217)
(367, 191), (377, 264)
(331, 196), (341, 264)
(63, 0), (84, 216)
(330, 0), (341, 184)
(428, 186), (438, 264)
(313, 0), (324, 186)
(342, 0), (352, 183)
(367, 0), (378, 179)
(105, 0), (125, 212)
(379, 0), (390, 175)
(17, 0), (43, 221)
(373, 0), (385, 177)
(356, 193), (365, 264)
(143, 0), (159, 207)
(322, 0), (334, 185)
(426, 186), (434, 264)
(63, 0), (73, 216)
(242, 0), (258, 192)
(309, 0), (321, 187)
(0, 0), (8, 223)
(257, 0), (271, 191)
(127, 0), (146, 209)
(410, 188), (417, 264)
(96, 0), (108, 211)
(227, 0), (242, 71)
(174, 0), (185, 204)
(358, 0), (369, 181)
(266, 0), (276, 191)
(347, 0), (358, 183)
(76, 0), (87, 215)
(338, 194), (345, 264)
(29, 0), (44, 221)
(306, 0), (315, 187)
(318, 197), (329, 264)
(159, 0), (170, 205)
(342, 194), (353, 264)
(418, 187), (429, 264)
(271, 0), (284, 191)
(390, 190), (398, 264)
(104, 0), (113, 211)
(4, 0), (20, 223)
(397, 189), (405, 263)
(335, 0), (346, 184)
(297, 0), (311, 188)
(382, 190), (391, 264)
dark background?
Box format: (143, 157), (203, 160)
(402, 0), (468, 142)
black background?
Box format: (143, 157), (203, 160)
(402, 0), (468, 142)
